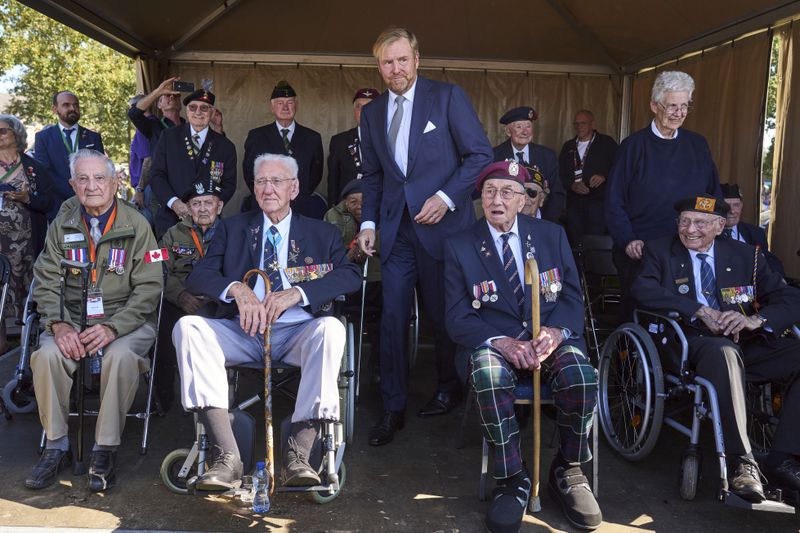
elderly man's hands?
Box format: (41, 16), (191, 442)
(532, 326), (564, 362)
(492, 337), (538, 371)
(80, 324), (117, 354)
(52, 322), (116, 360)
(694, 305), (724, 335)
(264, 288), (302, 325)
(230, 282), (268, 336)
(719, 310), (764, 343)
(571, 181), (591, 195)
(625, 239), (644, 260)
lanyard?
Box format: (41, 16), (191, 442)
(61, 128), (76, 154)
(82, 204), (118, 284)
(572, 133), (596, 171)
(0, 161), (21, 183)
(190, 228), (205, 258)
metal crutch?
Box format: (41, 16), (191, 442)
(241, 269), (273, 494)
(524, 258), (542, 512)
(59, 258), (91, 475)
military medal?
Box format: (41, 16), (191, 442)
(209, 161), (223, 183)
(107, 248), (126, 275)
(288, 240), (300, 263)
(525, 234), (536, 259)
(472, 299), (481, 309)
(472, 283), (482, 309)
(490, 294), (498, 302)
(305, 256), (313, 265)
(539, 268), (561, 303)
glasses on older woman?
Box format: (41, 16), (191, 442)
(657, 102), (691, 117)
(0, 127), (13, 135)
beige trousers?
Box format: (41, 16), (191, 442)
(31, 324), (155, 446)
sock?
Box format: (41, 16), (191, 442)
(199, 407), (240, 459)
(46, 436), (69, 451)
(92, 443), (117, 452)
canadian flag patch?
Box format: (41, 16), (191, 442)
(144, 248), (169, 263)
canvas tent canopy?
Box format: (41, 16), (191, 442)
(18, 0), (800, 275)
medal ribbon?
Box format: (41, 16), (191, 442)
(82, 203), (118, 284)
(0, 161), (21, 184)
(190, 228), (205, 258)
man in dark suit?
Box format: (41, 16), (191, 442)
(242, 81), (324, 215)
(34, 90), (104, 219)
(558, 110), (618, 246)
(356, 27), (493, 446)
(173, 154), (361, 491)
(721, 183), (785, 277)
(326, 87), (379, 204)
(493, 106), (565, 223)
(631, 195), (800, 502)
(149, 89), (237, 237)
(445, 160), (601, 532)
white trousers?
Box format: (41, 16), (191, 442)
(173, 315), (344, 422)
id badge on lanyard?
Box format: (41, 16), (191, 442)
(87, 288), (105, 319)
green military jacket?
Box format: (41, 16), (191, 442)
(159, 218), (215, 307)
(33, 199), (164, 337)
(323, 201), (381, 282)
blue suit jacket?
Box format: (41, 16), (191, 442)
(732, 222), (785, 277)
(186, 210), (361, 319)
(360, 76), (493, 261)
(34, 124), (104, 220)
(444, 214), (585, 379)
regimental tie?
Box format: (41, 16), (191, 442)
(515, 151), (526, 165)
(263, 226), (283, 292)
(192, 133), (201, 151)
(64, 128), (75, 153)
(387, 95), (406, 158)
(281, 128), (291, 154)
(722, 228), (733, 239)
(697, 253), (721, 310)
(501, 233), (524, 311)
(89, 217), (102, 245)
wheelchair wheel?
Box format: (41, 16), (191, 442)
(746, 382), (780, 460)
(2, 377), (37, 414)
(160, 448), (196, 495)
(338, 320), (356, 445)
(598, 322), (664, 461)
(311, 461), (346, 504)
(679, 452), (700, 501)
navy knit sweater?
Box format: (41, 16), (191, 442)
(605, 125), (722, 248)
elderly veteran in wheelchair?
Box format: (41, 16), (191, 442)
(26, 149), (163, 491)
(444, 160), (601, 532)
(173, 153), (361, 491)
(631, 195), (800, 502)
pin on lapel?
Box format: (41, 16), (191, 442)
(726, 267), (732, 272)
(480, 240), (491, 258)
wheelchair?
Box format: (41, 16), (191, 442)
(597, 308), (796, 513)
(3, 282), (43, 415)
(160, 314), (356, 504)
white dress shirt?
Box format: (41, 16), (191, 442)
(275, 120), (296, 141)
(511, 144), (531, 164)
(487, 218), (525, 286)
(167, 125), (209, 208)
(651, 119), (679, 139)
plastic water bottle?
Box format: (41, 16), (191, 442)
(252, 461), (270, 514)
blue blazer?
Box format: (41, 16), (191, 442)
(360, 76), (493, 261)
(186, 210), (362, 319)
(731, 222), (785, 277)
(444, 214), (585, 378)
(34, 124), (104, 220)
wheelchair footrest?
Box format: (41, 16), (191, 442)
(277, 482), (338, 493)
(723, 491), (795, 514)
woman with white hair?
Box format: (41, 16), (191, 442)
(605, 71), (723, 318)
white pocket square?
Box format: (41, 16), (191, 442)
(423, 121), (437, 134)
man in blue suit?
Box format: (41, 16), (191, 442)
(356, 27), (493, 446)
(173, 153), (361, 491)
(34, 91), (104, 219)
(445, 160), (601, 532)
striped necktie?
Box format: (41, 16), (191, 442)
(697, 253), (720, 310)
(515, 151), (525, 164)
(263, 226), (283, 292)
(192, 133), (201, 150)
(501, 233), (524, 310)
(281, 128), (291, 154)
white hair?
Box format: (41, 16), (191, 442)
(253, 153), (299, 179)
(651, 71), (695, 103)
(69, 149), (115, 179)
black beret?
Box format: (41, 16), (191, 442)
(674, 195), (729, 217)
(271, 80), (297, 99)
(339, 179), (363, 202)
(720, 183), (742, 199)
(183, 177), (222, 202)
(182, 89), (215, 107)
(500, 106), (538, 124)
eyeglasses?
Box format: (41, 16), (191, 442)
(677, 216), (719, 230)
(482, 187), (525, 200)
(0, 128), (13, 135)
(254, 177), (297, 187)
(657, 102), (691, 116)
(187, 104), (211, 113)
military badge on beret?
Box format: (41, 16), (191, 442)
(695, 197), (716, 213)
(508, 161), (519, 177)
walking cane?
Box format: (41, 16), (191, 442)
(242, 269), (274, 495)
(59, 259), (90, 475)
(524, 258), (542, 513)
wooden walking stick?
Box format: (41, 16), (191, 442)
(242, 269), (274, 495)
(524, 258), (542, 513)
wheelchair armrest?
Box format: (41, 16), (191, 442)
(633, 308), (692, 383)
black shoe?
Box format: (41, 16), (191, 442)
(196, 451), (243, 491)
(765, 458), (800, 492)
(283, 421), (321, 487)
(417, 390), (462, 417)
(486, 470), (531, 533)
(368, 411), (405, 446)
(88, 450), (117, 492)
(25, 449), (73, 490)
(729, 460), (766, 503)
(548, 460), (602, 531)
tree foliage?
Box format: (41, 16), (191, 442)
(0, 0), (135, 161)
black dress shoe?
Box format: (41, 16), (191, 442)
(196, 451), (243, 491)
(25, 449), (73, 490)
(417, 390), (462, 417)
(88, 450), (117, 492)
(548, 460), (602, 530)
(730, 460), (766, 503)
(765, 458), (800, 491)
(369, 411), (405, 446)
(486, 470), (531, 533)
